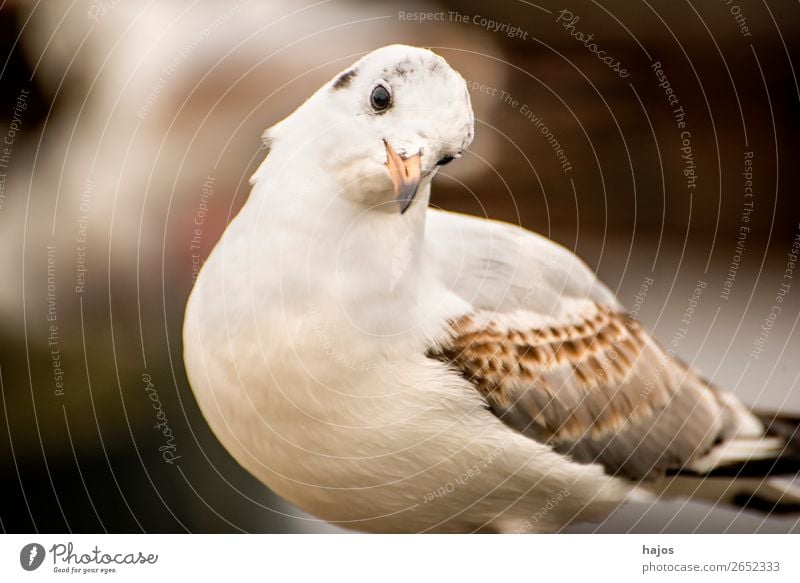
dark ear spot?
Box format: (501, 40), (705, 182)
(333, 69), (357, 90)
(428, 59), (444, 74)
(392, 57), (416, 80)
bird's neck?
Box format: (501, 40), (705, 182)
(239, 168), (437, 337)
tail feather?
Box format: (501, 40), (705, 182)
(655, 411), (800, 515)
(755, 411), (800, 450)
(731, 479), (800, 514)
(677, 411), (800, 478)
(654, 475), (800, 515)
(675, 436), (798, 477)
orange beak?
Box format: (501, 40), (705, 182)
(384, 141), (422, 214)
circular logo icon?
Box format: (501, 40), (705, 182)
(20, 543), (46, 571)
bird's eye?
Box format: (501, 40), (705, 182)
(436, 155), (455, 166)
(370, 85), (391, 111)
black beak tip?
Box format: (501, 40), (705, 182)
(397, 187), (418, 214)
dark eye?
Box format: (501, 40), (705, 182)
(436, 155), (455, 166)
(370, 85), (391, 111)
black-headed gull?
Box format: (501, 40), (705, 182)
(184, 45), (800, 532)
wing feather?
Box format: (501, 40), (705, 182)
(425, 209), (764, 481)
(428, 303), (726, 480)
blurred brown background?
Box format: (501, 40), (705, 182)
(0, 0), (798, 533)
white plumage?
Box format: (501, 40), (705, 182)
(184, 45), (800, 532)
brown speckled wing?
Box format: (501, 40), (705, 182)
(428, 302), (725, 481)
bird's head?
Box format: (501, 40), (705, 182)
(259, 45), (474, 214)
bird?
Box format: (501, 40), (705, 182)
(183, 44), (800, 533)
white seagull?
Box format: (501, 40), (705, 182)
(184, 45), (800, 533)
